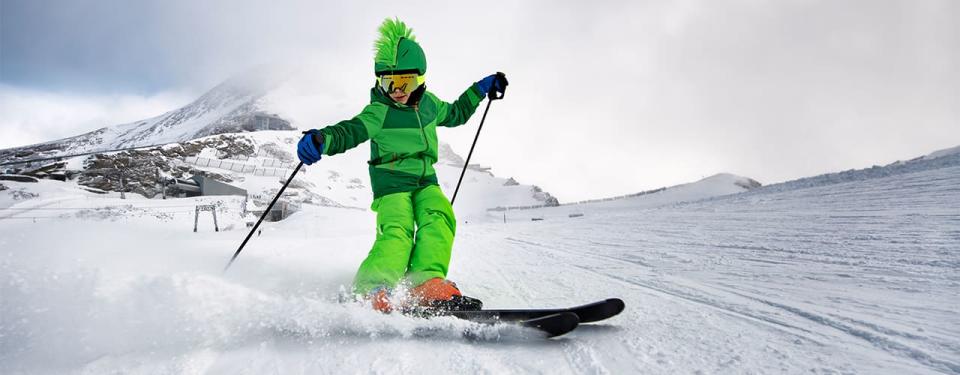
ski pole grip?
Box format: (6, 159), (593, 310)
(488, 71), (508, 100)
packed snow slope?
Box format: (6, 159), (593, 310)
(1, 148), (958, 374)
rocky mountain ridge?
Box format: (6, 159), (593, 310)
(0, 66), (295, 167)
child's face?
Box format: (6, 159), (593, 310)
(389, 89), (410, 105)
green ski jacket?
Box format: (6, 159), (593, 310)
(318, 84), (484, 198)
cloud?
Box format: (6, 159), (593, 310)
(0, 85), (193, 149)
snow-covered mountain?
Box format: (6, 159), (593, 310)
(0, 65), (296, 163)
(736, 144), (960, 197)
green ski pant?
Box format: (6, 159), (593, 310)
(353, 184), (457, 295)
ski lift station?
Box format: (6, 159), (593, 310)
(247, 112), (291, 131)
(170, 175), (247, 198)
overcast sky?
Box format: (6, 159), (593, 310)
(1, 0), (958, 201)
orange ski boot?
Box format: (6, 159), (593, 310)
(409, 278), (482, 312)
(367, 288), (393, 313)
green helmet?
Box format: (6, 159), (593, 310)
(373, 18), (426, 75)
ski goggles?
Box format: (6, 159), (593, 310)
(377, 72), (425, 95)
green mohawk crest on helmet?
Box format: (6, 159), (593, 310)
(373, 18), (427, 75)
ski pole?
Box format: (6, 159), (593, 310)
(223, 161), (304, 272)
(451, 72), (507, 205)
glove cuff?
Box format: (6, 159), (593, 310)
(311, 131), (324, 154)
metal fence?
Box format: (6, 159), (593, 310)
(210, 150), (294, 170)
(183, 156), (256, 173)
(262, 159), (295, 169)
(252, 167), (292, 177)
(182, 156), (291, 177)
(214, 151), (251, 162)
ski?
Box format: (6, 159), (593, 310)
(515, 312), (580, 338)
(446, 298), (625, 324)
(396, 297), (622, 338)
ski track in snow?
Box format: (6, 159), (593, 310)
(1, 162), (959, 373)
(484, 165), (958, 374)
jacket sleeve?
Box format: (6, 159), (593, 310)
(318, 103), (388, 156)
(436, 84), (485, 128)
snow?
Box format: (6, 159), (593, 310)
(925, 145), (960, 160)
(2, 146), (958, 373)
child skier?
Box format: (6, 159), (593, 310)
(296, 18), (507, 313)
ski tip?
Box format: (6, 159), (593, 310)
(607, 298), (626, 314)
(572, 298), (626, 323)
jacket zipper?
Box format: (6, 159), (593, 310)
(415, 108), (428, 183)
